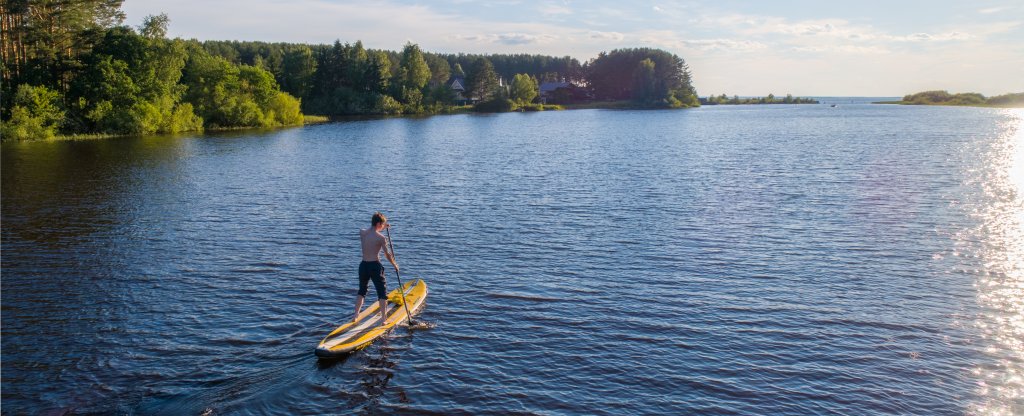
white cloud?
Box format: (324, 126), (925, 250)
(679, 38), (767, 51)
(589, 30), (624, 41)
(892, 32), (973, 42)
(634, 30), (767, 52)
(457, 33), (559, 45)
(978, 6), (1008, 14)
(791, 45), (890, 54)
(699, 13), (982, 45)
(541, 4), (572, 16)
(774, 21), (841, 36)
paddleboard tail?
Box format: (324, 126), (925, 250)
(315, 279), (427, 357)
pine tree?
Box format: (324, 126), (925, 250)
(465, 58), (498, 101)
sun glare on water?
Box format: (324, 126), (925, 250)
(971, 109), (1024, 415)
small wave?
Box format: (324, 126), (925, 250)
(228, 267), (278, 274)
(251, 261), (287, 268)
(809, 317), (939, 334)
(484, 292), (561, 303)
(210, 337), (268, 347)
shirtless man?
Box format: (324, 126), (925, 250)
(354, 212), (399, 326)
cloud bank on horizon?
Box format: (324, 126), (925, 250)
(122, 0), (1024, 96)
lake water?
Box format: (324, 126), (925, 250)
(2, 102), (1022, 415)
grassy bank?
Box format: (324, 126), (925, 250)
(303, 115), (330, 124)
(22, 115), (326, 143)
(561, 100), (637, 110)
(51, 132), (131, 141)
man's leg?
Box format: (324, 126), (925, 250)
(377, 298), (388, 326)
(373, 263), (388, 326)
(353, 295), (365, 322)
(356, 263), (370, 321)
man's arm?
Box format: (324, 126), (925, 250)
(382, 238), (399, 272)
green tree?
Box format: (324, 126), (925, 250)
(281, 45), (316, 99)
(365, 50), (391, 94)
(395, 42), (430, 90)
(181, 50), (258, 127)
(586, 47), (697, 107)
(510, 73), (538, 104)
(425, 53), (451, 86)
(306, 40), (383, 115)
(1, 84), (65, 139)
(346, 40), (370, 92)
(68, 20), (201, 134)
(264, 92), (303, 125)
(238, 64), (279, 108)
(465, 57), (498, 101)
(392, 43), (430, 111)
(1, 0), (125, 99)
(631, 58), (657, 104)
(181, 45), (302, 128)
(139, 13), (169, 39)
(426, 83), (456, 106)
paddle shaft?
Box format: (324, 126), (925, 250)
(385, 227), (415, 325)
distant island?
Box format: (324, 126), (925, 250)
(1, 5), (701, 141)
(700, 94), (819, 105)
(876, 90), (1024, 108)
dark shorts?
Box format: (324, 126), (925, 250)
(358, 261), (387, 299)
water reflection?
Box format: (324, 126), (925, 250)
(972, 109), (1024, 414)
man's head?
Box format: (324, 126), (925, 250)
(371, 212), (388, 230)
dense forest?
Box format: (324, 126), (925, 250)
(1, 1), (699, 140)
(888, 90), (1024, 107)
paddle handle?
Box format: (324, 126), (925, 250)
(385, 227), (415, 325)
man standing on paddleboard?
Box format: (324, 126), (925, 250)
(355, 212), (399, 326)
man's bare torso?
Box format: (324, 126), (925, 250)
(360, 228), (387, 261)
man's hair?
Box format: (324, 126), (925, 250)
(371, 212), (387, 226)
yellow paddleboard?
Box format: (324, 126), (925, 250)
(315, 279), (428, 357)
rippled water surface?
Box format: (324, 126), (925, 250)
(3, 103), (1022, 415)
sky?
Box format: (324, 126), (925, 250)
(122, 0), (1024, 96)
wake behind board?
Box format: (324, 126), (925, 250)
(315, 279), (428, 357)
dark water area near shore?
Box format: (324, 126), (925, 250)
(3, 102), (1021, 414)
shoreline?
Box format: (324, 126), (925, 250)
(12, 98), (956, 144)
(12, 116), (330, 143)
(7, 102), (665, 143)
(873, 101), (1024, 108)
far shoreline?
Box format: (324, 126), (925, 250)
(873, 100), (1024, 109)
(875, 90), (1024, 108)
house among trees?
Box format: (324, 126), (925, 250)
(447, 76), (473, 105)
(538, 81), (585, 104)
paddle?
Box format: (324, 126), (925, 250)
(385, 226), (417, 326)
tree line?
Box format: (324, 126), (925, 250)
(895, 90), (1024, 107)
(1, 2), (302, 140)
(1, 2), (700, 140)
(701, 94), (819, 105)
(196, 42), (697, 114)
